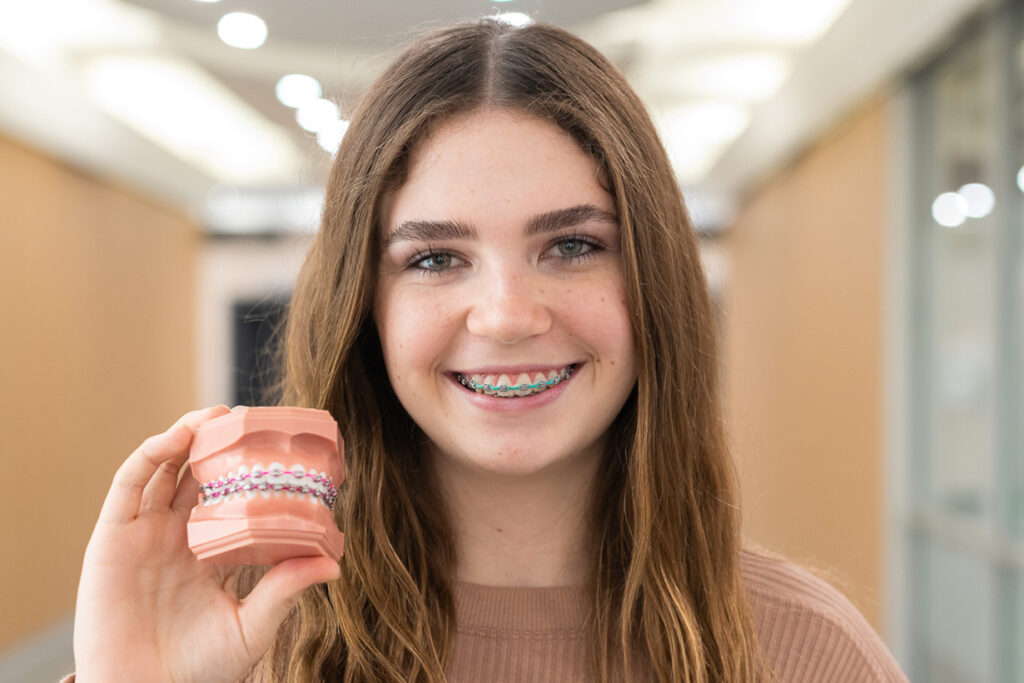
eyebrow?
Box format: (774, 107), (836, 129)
(381, 203), (618, 247)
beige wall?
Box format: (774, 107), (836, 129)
(722, 98), (889, 629)
(0, 136), (199, 649)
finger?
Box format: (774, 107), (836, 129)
(170, 467), (202, 517)
(98, 406), (231, 525)
(236, 557), (340, 656)
(141, 405), (232, 513)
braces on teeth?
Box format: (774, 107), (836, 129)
(199, 465), (338, 510)
(457, 364), (575, 397)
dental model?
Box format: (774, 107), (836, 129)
(186, 406), (345, 565)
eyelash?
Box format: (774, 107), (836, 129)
(405, 234), (604, 276)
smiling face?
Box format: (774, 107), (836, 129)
(373, 109), (637, 478)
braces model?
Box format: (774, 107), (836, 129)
(200, 467), (338, 510)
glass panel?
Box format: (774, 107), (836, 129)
(924, 30), (999, 523)
(996, 570), (1023, 683)
(1012, 4), (1024, 542)
(916, 536), (997, 683)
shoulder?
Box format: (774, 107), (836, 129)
(739, 548), (908, 683)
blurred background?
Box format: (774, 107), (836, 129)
(0, 0), (1021, 680)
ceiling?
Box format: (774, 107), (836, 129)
(0, 0), (986, 232)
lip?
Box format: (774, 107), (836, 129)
(446, 362), (583, 412)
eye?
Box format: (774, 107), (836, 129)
(408, 249), (462, 275)
(418, 253), (452, 269)
(556, 239), (588, 257)
(546, 234), (602, 262)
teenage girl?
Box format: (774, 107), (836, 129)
(70, 19), (908, 683)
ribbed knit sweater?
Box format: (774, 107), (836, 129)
(62, 550), (908, 682)
(448, 549), (908, 682)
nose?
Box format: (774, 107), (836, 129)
(465, 269), (552, 344)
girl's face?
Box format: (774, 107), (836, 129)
(374, 109), (637, 477)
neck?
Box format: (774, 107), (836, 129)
(432, 450), (601, 588)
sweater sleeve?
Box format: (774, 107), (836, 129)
(741, 550), (909, 683)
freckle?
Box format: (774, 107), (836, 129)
(610, 360), (616, 366)
(601, 297), (605, 302)
(399, 343), (404, 349)
(496, 528), (503, 533)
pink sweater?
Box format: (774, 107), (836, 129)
(449, 550), (907, 681)
(63, 550), (908, 682)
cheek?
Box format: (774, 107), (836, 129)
(376, 288), (459, 375)
(565, 276), (635, 361)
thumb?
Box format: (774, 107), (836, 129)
(236, 556), (340, 654)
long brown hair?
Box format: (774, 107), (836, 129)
(247, 18), (764, 682)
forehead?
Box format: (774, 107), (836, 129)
(382, 109), (612, 230)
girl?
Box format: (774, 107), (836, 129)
(71, 19), (907, 683)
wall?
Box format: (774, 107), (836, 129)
(0, 135), (199, 650)
(721, 97), (890, 629)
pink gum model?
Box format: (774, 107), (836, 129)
(186, 406), (345, 565)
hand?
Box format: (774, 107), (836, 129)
(73, 406), (340, 683)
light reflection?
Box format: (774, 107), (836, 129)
(956, 183), (995, 218)
(932, 192), (968, 228)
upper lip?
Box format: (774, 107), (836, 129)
(451, 362), (578, 376)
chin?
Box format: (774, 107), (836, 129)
(435, 437), (599, 479)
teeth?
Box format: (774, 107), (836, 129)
(457, 364), (575, 398)
(200, 464), (336, 508)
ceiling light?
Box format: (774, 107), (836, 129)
(666, 52), (790, 102)
(217, 12), (267, 49)
(194, 0), (222, 3)
(276, 74), (322, 109)
(296, 98), (340, 133)
(317, 120), (350, 154)
(81, 55), (301, 184)
(494, 12), (532, 28)
(728, 0), (854, 44)
(656, 102), (750, 182)
(957, 183), (994, 218)
(932, 192), (968, 228)
(0, 0), (158, 67)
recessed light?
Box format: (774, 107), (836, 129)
(276, 74), (322, 109)
(493, 12), (532, 27)
(217, 12), (267, 49)
(296, 98), (340, 133)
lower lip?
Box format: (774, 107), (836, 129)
(447, 364), (581, 413)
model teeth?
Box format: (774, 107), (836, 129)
(199, 462), (338, 509)
(456, 364), (575, 398)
